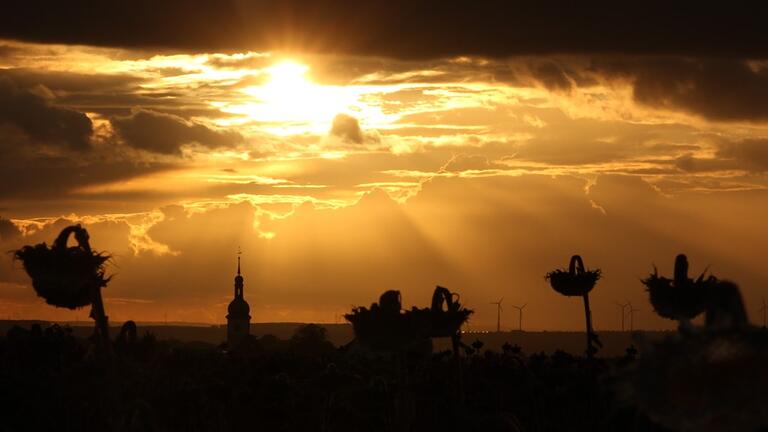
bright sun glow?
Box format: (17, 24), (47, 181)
(227, 60), (362, 134)
(212, 60), (414, 136)
(266, 61), (310, 88)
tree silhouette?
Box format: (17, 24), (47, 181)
(13, 225), (111, 351)
(545, 255), (602, 359)
(290, 323), (335, 357)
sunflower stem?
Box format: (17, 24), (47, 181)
(90, 282), (112, 357)
(583, 292), (595, 360)
(451, 332), (465, 410)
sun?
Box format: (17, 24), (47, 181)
(216, 59), (399, 136)
(231, 60), (360, 134)
(264, 61), (310, 89)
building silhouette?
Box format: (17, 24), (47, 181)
(226, 255), (250, 347)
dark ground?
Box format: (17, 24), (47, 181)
(1, 321), (763, 431)
(0, 320), (672, 432)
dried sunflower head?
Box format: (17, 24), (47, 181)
(14, 225), (110, 309)
(546, 255), (601, 297)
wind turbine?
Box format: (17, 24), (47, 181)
(759, 298), (767, 329)
(490, 298), (504, 332)
(511, 303), (527, 332)
(615, 301), (629, 331)
(628, 302), (640, 331)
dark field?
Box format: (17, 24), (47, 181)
(4, 320), (760, 431)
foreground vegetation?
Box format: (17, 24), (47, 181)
(1, 322), (663, 432)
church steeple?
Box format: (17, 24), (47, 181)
(227, 246), (250, 348)
(234, 247), (244, 298)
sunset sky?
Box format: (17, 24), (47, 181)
(1, 2), (768, 330)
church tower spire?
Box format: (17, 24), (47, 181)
(227, 247), (250, 348)
(234, 247), (244, 298)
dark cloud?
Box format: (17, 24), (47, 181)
(594, 58), (768, 122)
(527, 60), (599, 92)
(0, 68), (143, 94)
(330, 113), (364, 144)
(533, 62), (573, 92)
(0, 68), (172, 116)
(1, 1), (767, 59)
(674, 139), (768, 173)
(0, 142), (177, 200)
(0, 44), (20, 58)
(672, 153), (744, 174)
(0, 78), (180, 203)
(717, 139), (768, 171)
(673, 154), (725, 173)
(360, 56), (768, 123)
(111, 110), (242, 155)
(0, 216), (21, 242)
(0, 76), (93, 150)
(335, 55), (768, 124)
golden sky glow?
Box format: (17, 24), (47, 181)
(2, 38), (768, 330)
